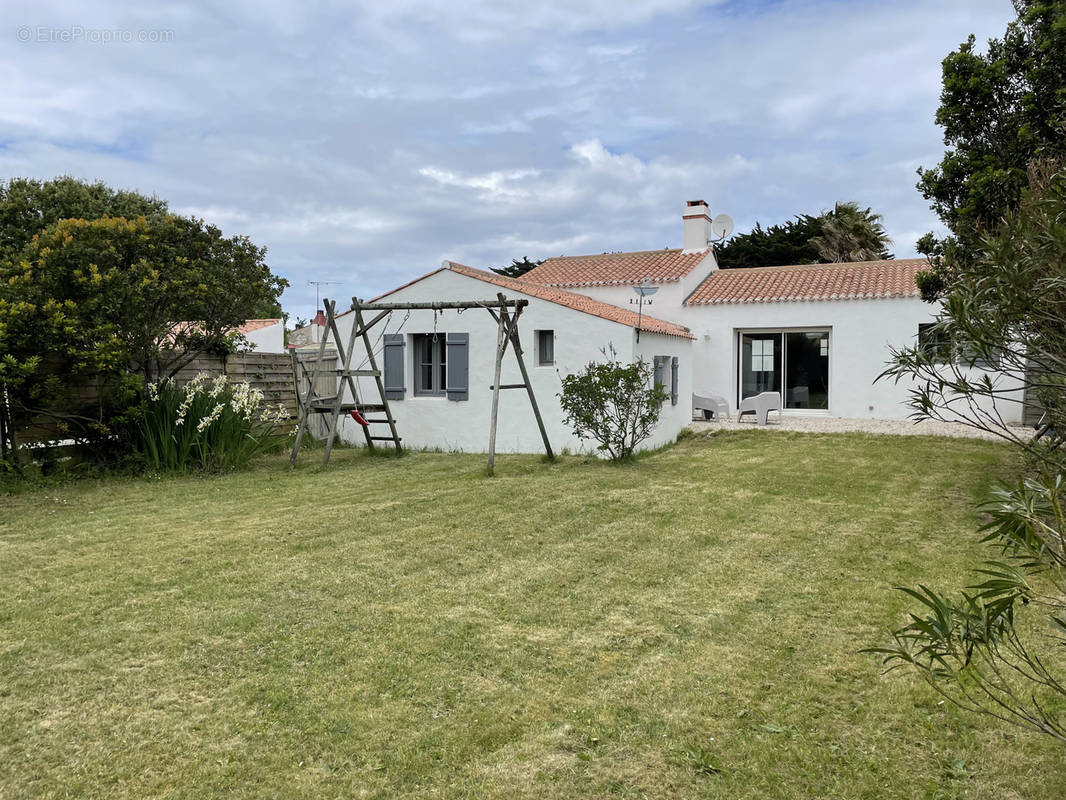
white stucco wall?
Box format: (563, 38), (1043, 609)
(568, 281), (690, 317)
(243, 320), (285, 353)
(669, 297), (1025, 423)
(328, 269), (694, 454)
(634, 330), (694, 449)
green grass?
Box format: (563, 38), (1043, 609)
(1, 430), (1062, 799)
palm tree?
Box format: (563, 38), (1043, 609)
(809, 201), (893, 262)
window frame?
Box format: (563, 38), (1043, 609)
(412, 333), (448, 397)
(536, 329), (555, 366)
(735, 327), (831, 412)
(917, 322), (953, 363)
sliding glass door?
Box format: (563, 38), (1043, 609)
(738, 330), (829, 410)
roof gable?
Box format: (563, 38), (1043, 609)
(371, 261), (694, 339)
(521, 248), (712, 288)
(686, 258), (925, 305)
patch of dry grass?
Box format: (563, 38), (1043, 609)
(1, 430), (1062, 798)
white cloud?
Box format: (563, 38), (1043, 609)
(418, 167), (540, 200)
(0, 0), (1015, 309)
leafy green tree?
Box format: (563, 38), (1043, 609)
(558, 349), (668, 460)
(715, 204), (891, 269)
(491, 256), (542, 278)
(886, 163), (1066, 458)
(915, 0), (1066, 300)
(872, 166), (1066, 743)
(0, 176), (168, 262)
(0, 179), (288, 446)
(809, 201), (892, 262)
(714, 214), (824, 268)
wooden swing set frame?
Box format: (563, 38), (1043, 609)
(290, 292), (553, 474)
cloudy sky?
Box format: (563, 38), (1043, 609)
(3, 0), (1014, 317)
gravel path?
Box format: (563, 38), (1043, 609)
(688, 415), (1033, 441)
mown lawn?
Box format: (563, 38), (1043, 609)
(1, 430), (1062, 799)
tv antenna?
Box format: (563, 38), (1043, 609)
(629, 278), (659, 342)
(308, 279), (342, 312)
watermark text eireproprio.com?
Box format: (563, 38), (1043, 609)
(16, 26), (175, 44)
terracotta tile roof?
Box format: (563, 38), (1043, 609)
(168, 318), (281, 342)
(520, 248), (712, 288)
(686, 258), (926, 305)
(370, 261), (695, 340)
(237, 318), (282, 334)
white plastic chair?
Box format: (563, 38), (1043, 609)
(737, 391), (782, 425)
(693, 392), (730, 421)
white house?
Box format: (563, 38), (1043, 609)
(321, 199), (1025, 455)
(520, 200), (1026, 424)
(329, 261), (694, 454)
(237, 318), (285, 353)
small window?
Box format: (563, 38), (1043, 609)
(918, 323), (1000, 369)
(536, 329), (554, 366)
(917, 323), (951, 361)
(413, 334), (447, 396)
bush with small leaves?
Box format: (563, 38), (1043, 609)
(558, 351), (668, 461)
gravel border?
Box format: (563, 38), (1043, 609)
(688, 415), (1033, 441)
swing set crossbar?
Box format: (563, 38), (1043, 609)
(351, 299), (528, 311)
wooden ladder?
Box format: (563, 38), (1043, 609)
(289, 299), (402, 467)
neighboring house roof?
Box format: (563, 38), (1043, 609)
(167, 318), (281, 343)
(237, 318), (282, 334)
(520, 248), (712, 288)
(686, 258), (926, 305)
(370, 261), (695, 340)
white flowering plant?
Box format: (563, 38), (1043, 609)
(134, 373), (289, 471)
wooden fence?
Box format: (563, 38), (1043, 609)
(5, 350), (338, 447)
(173, 352), (302, 417)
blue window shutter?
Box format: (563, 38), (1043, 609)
(383, 334), (405, 400)
(446, 332), (469, 401)
(653, 356), (664, 391)
(671, 356), (679, 406)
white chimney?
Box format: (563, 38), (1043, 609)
(682, 199), (712, 252)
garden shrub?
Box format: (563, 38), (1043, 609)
(558, 353), (668, 461)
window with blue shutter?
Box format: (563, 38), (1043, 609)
(445, 332), (469, 401)
(383, 334), (406, 400)
(413, 335), (446, 396)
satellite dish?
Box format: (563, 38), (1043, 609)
(711, 214), (734, 241)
